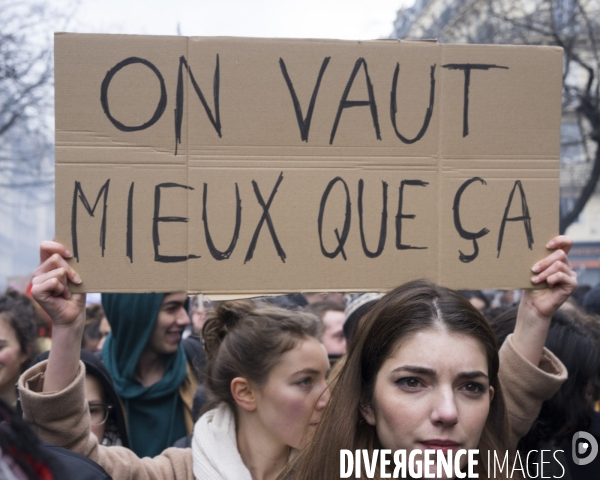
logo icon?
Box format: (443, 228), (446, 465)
(572, 431), (598, 466)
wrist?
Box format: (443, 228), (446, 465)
(519, 294), (552, 323)
(44, 323), (83, 393)
(51, 322), (85, 347)
(513, 296), (551, 367)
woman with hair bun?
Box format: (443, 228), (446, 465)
(18, 241), (329, 480)
(193, 299), (329, 479)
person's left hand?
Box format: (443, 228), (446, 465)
(525, 235), (577, 320)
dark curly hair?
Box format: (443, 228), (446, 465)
(0, 289), (40, 372)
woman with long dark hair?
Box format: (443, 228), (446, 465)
(281, 236), (576, 480)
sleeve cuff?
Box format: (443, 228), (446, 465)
(500, 333), (567, 401)
(18, 360), (87, 431)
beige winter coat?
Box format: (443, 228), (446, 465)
(18, 334), (567, 480)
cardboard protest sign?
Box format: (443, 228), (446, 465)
(54, 33), (563, 294)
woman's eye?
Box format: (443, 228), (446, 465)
(396, 377), (423, 389)
(297, 377), (313, 387)
(462, 382), (485, 394)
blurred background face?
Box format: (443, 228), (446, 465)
(253, 337), (331, 450)
(97, 317), (111, 350)
(190, 294), (209, 336)
(362, 328), (493, 478)
(85, 373), (108, 441)
(321, 309), (347, 356)
(82, 304), (112, 352)
(468, 297), (486, 312)
(303, 293), (345, 305)
(0, 316), (27, 401)
(147, 293), (190, 355)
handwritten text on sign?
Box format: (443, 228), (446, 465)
(54, 35), (563, 293)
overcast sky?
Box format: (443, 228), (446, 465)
(53, 0), (414, 40)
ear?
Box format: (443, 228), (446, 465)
(231, 377), (257, 412)
(488, 386), (495, 404)
(359, 400), (376, 426)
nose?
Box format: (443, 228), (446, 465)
(315, 382), (331, 411)
(97, 335), (107, 352)
(177, 307), (191, 327)
(430, 388), (458, 427)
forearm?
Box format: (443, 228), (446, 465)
(44, 317), (85, 393)
(499, 335), (567, 446)
(512, 293), (550, 367)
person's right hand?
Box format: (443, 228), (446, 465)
(31, 241), (86, 328)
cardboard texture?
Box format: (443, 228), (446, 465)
(54, 34), (563, 294)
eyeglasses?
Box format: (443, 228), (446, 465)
(88, 403), (113, 426)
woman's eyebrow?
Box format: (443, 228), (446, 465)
(390, 366), (489, 380)
(457, 370), (489, 380)
(391, 365), (436, 375)
(291, 368), (320, 376)
(161, 300), (184, 309)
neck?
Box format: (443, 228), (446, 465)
(236, 410), (290, 480)
(0, 375), (19, 407)
(135, 348), (165, 387)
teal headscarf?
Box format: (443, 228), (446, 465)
(101, 293), (188, 457)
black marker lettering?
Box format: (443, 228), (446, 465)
(175, 55), (222, 155)
(126, 182), (134, 263)
(396, 180), (428, 250)
(279, 56), (330, 142)
(441, 63), (508, 137)
(152, 183), (200, 263)
(203, 183), (242, 260)
(497, 180), (534, 258)
(390, 64), (436, 144)
(71, 180), (110, 263)
(100, 57), (166, 132)
(245, 172), (286, 264)
(453, 177), (490, 263)
(318, 177), (351, 260)
(358, 180), (388, 258)
(330, 58), (381, 144)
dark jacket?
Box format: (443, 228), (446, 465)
(44, 442), (113, 480)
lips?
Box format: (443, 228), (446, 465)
(419, 440), (461, 455)
(308, 417), (321, 428)
(166, 330), (183, 341)
(421, 440), (460, 447)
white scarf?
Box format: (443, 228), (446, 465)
(192, 403), (252, 480)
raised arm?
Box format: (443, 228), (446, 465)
(499, 235), (576, 444)
(30, 241), (86, 392)
(512, 235), (577, 366)
(21, 242), (194, 479)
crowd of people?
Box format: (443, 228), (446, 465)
(1, 236), (599, 479)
